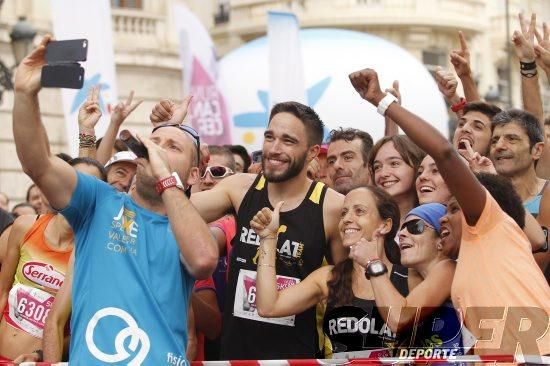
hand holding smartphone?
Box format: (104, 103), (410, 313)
(41, 39), (88, 89)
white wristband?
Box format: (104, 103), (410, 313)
(377, 93), (398, 116)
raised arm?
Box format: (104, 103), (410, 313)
(191, 173), (253, 223)
(139, 135), (217, 280)
(77, 86), (102, 159)
(535, 22), (550, 82)
(349, 69), (486, 225)
(514, 13), (545, 124)
(384, 80), (400, 137)
(349, 233), (455, 333)
(450, 31), (481, 102)
(13, 36), (77, 210)
(252, 203), (329, 317)
(96, 91), (142, 164)
(43, 251), (73, 362)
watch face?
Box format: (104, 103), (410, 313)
(371, 262), (385, 273)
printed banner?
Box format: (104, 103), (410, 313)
(50, 0), (118, 156)
(173, 3), (232, 145)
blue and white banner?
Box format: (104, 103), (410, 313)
(268, 11), (306, 107)
(50, 0), (118, 156)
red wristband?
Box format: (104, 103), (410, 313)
(155, 173), (184, 195)
(451, 98), (467, 113)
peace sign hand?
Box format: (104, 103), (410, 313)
(534, 22), (550, 79)
(461, 140), (497, 174)
(513, 13), (537, 62)
(78, 85), (102, 132)
(111, 90), (143, 127)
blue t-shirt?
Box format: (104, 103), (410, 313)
(61, 172), (193, 365)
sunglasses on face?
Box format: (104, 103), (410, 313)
(201, 166), (234, 179)
(400, 218), (435, 235)
(151, 123), (201, 164)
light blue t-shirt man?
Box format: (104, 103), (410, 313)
(61, 172), (193, 365)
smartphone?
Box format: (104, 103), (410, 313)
(251, 150), (262, 163)
(45, 39), (88, 63)
(119, 130), (149, 160)
(40, 63), (84, 89)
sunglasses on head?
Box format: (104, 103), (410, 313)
(151, 123), (201, 164)
(400, 218), (435, 235)
(201, 166), (234, 179)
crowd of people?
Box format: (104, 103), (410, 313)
(0, 12), (549, 366)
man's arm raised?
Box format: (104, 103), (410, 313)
(13, 36), (76, 210)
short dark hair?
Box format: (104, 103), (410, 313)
(12, 202), (37, 218)
(492, 109), (543, 148)
(269, 102), (324, 147)
(226, 145), (251, 172)
(368, 135), (426, 181)
(208, 145), (236, 171)
(56, 152), (73, 163)
(475, 172), (525, 228)
(328, 127), (374, 165)
(69, 157), (107, 181)
(463, 102), (502, 121)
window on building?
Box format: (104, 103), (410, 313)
(111, 0), (142, 9)
(422, 49), (446, 79)
(214, 0), (230, 24)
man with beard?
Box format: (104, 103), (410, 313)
(12, 36), (218, 364)
(150, 100), (346, 360)
(326, 127), (373, 194)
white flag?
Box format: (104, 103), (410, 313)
(50, 0), (118, 156)
(268, 11), (306, 106)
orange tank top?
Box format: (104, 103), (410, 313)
(3, 214), (73, 338)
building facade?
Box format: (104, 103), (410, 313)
(0, 0), (548, 205)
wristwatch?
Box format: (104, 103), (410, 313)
(364, 259), (388, 279)
(377, 93), (397, 116)
(533, 226), (549, 254)
(156, 172), (184, 195)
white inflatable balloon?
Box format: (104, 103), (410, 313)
(218, 28), (449, 151)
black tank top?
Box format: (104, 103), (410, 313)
(221, 175), (328, 360)
(323, 265), (409, 356)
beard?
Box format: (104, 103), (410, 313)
(135, 168), (163, 206)
(262, 152), (307, 183)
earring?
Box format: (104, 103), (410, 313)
(437, 243), (443, 250)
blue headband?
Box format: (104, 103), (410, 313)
(404, 203), (446, 234)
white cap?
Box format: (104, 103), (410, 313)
(105, 151), (138, 169)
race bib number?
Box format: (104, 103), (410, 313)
(7, 283), (54, 338)
(233, 269), (299, 326)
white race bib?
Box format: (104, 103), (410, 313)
(233, 269), (299, 326)
(7, 283), (54, 338)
